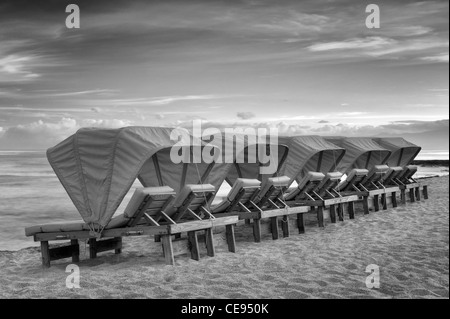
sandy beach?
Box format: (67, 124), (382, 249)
(0, 175), (448, 299)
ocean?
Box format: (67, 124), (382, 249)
(0, 150), (448, 251)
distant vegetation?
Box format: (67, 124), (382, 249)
(412, 160), (449, 167)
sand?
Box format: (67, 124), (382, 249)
(0, 176), (448, 299)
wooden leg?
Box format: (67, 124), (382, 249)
(114, 237), (122, 254)
(401, 189), (406, 204)
(338, 204), (344, 221)
(381, 193), (388, 210)
(270, 217), (279, 240)
(41, 241), (50, 268)
(373, 195), (380, 212)
(253, 219), (262, 242)
(363, 196), (370, 214)
(187, 231), (200, 261)
(161, 235), (174, 265)
(297, 213), (305, 234)
(71, 239), (80, 262)
(409, 188), (415, 202)
(415, 187), (421, 201)
(282, 215), (290, 237)
(348, 202), (355, 219)
(205, 228), (215, 257)
(423, 185), (429, 199)
(317, 207), (325, 228)
(225, 225), (236, 253)
(391, 192), (398, 208)
(89, 238), (97, 259)
(330, 205), (336, 223)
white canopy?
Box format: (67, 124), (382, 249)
(324, 137), (391, 174)
(47, 127), (218, 227)
(372, 137), (421, 167)
(204, 133), (289, 189)
(278, 136), (346, 185)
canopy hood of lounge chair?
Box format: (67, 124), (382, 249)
(47, 126), (219, 227)
(324, 137), (391, 174)
(278, 136), (346, 184)
(371, 137), (421, 167)
(203, 133), (289, 189)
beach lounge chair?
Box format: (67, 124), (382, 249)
(284, 171), (361, 225)
(26, 185), (238, 267)
(394, 165), (428, 203)
(359, 165), (400, 211)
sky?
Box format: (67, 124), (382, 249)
(0, 0), (448, 150)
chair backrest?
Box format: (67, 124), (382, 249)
(211, 178), (261, 213)
(381, 166), (403, 186)
(361, 165), (389, 189)
(123, 186), (177, 227)
(398, 165), (418, 183)
(337, 169), (369, 192)
(165, 184), (216, 222)
(256, 176), (290, 208)
(317, 172), (343, 198)
(284, 172), (325, 201)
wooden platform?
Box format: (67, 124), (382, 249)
(34, 215), (238, 267)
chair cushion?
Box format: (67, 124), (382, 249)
(172, 184), (216, 208)
(227, 178), (261, 201)
(284, 172), (325, 201)
(25, 221), (86, 237)
(105, 214), (130, 229)
(325, 172), (343, 180)
(256, 176), (290, 203)
(124, 186), (176, 218)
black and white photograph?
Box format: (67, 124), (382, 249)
(0, 0), (448, 303)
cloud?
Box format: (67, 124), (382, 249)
(237, 112), (256, 120)
(420, 54), (449, 63)
(0, 118), (133, 149)
(318, 120), (329, 124)
(0, 54), (41, 81)
(308, 37), (396, 52)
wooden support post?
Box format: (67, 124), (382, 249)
(317, 207), (325, 228)
(330, 205), (336, 223)
(282, 215), (290, 237)
(348, 202), (355, 219)
(338, 204), (344, 221)
(373, 195), (380, 212)
(415, 187), (421, 201)
(89, 238), (97, 259)
(205, 228), (215, 257)
(161, 235), (175, 265)
(297, 213), (305, 234)
(253, 219), (262, 242)
(409, 188), (415, 203)
(423, 185), (429, 199)
(381, 193), (388, 210)
(391, 192), (398, 208)
(71, 239), (80, 262)
(41, 241), (50, 268)
(270, 217), (279, 240)
(225, 225), (236, 253)
(187, 231), (200, 261)
(363, 196), (370, 214)
(401, 189), (406, 204)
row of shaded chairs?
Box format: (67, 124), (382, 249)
(25, 128), (428, 267)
